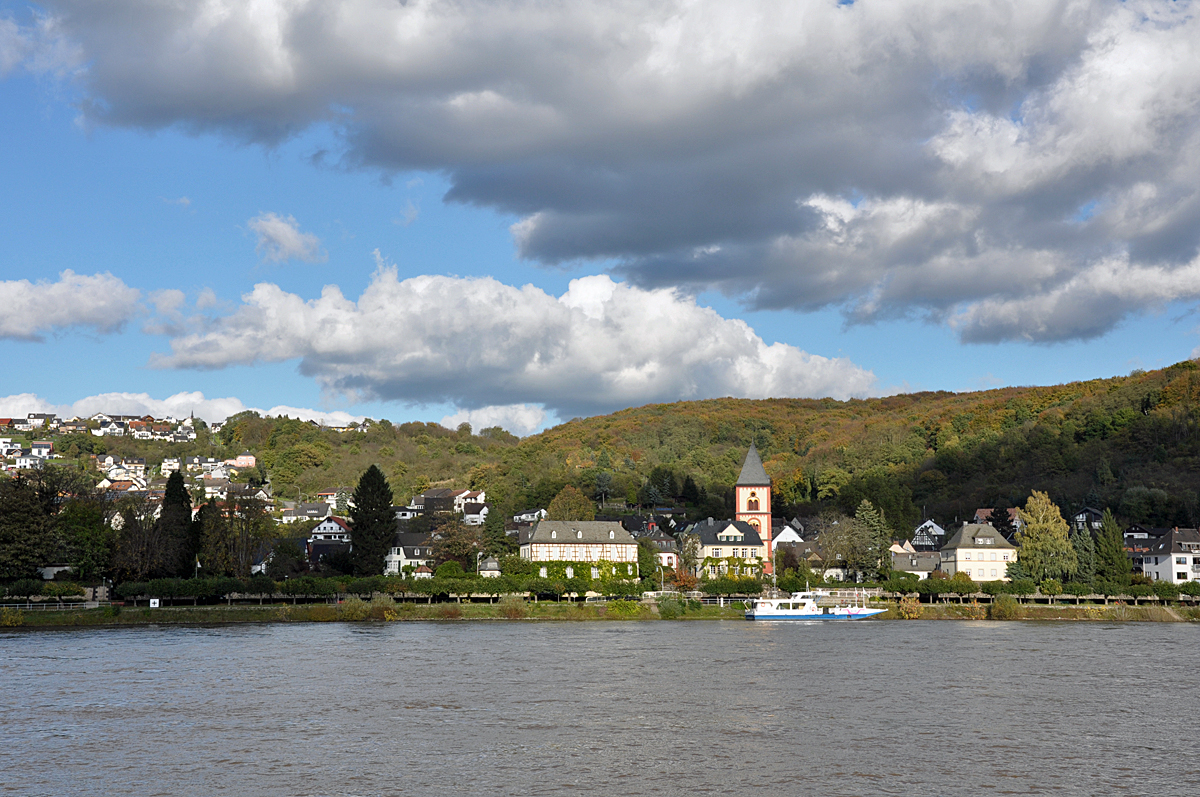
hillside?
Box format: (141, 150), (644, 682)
(38, 360), (1200, 534)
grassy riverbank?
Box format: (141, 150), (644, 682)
(7, 599), (1200, 628)
(1, 599), (746, 628)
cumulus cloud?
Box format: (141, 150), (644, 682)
(151, 261), (877, 418)
(23, 1), (1200, 341)
(441, 405), (548, 437)
(0, 390), (365, 426)
(0, 270), (141, 341)
(247, 212), (325, 263)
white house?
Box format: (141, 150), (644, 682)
(520, 521), (639, 576)
(514, 508), (548, 524)
(310, 516), (353, 543)
(462, 502), (491, 526)
(938, 524), (1017, 582)
(912, 519), (947, 550)
(160, 457), (182, 475)
(384, 533), (436, 576)
(1137, 528), (1200, 584)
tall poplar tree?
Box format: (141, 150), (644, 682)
(1094, 509), (1131, 587)
(158, 471), (194, 575)
(1016, 491), (1077, 582)
(349, 465), (395, 576)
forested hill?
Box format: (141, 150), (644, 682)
(66, 360), (1200, 534)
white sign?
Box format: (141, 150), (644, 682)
(149, 598), (160, 608)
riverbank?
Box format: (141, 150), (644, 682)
(1, 599), (746, 627)
(6, 598), (1200, 627)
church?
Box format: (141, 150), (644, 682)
(734, 443), (775, 574)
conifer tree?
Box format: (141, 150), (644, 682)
(990, 502), (1017, 541)
(1070, 524), (1097, 585)
(483, 508), (515, 556)
(349, 465), (395, 576)
(158, 471), (194, 575)
(1016, 491), (1077, 581)
(1094, 509), (1131, 587)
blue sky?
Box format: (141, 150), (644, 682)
(3, 1), (1200, 434)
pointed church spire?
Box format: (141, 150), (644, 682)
(736, 443), (770, 486)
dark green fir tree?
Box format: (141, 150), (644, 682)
(349, 465), (395, 576)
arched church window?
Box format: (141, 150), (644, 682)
(747, 491), (759, 511)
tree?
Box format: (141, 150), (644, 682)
(228, 497), (274, 578)
(483, 509), (516, 556)
(431, 516), (483, 570)
(678, 534), (701, 575)
(638, 539), (659, 583)
(1070, 524), (1097, 585)
(266, 538), (309, 579)
(57, 497), (114, 582)
(681, 475), (701, 505)
(112, 494), (174, 581)
(547, 485), (596, 521)
(0, 475), (56, 580)
(853, 499), (891, 581)
(157, 471), (194, 576)
(1016, 491), (1077, 582)
(990, 503), (1017, 541)
(198, 501), (232, 576)
(1094, 509), (1131, 587)
(594, 471), (613, 505)
(349, 465), (395, 576)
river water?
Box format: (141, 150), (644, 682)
(2, 619), (1198, 796)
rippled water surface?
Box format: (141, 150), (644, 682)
(2, 619), (1199, 796)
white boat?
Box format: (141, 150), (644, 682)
(744, 589), (886, 621)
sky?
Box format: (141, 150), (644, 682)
(3, 0), (1200, 436)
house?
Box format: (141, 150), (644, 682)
(161, 457), (182, 475)
(891, 551), (941, 580)
(1071, 507), (1105, 535)
(519, 520), (639, 578)
(1135, 528), (1200, 584)
(316, 487), (352, 508)
(31, 440), (54, 458)
(281, 502), (330, 524)
(14, 450), (42, 469)
(912, 519), (946, 551)
(185, 456), (222, 473)
(307, 516), (354, 566)
(204, 479), (231, 500)
(642, 528), (679, 569)
(452, 490), (485, 513)
(479, 557), (502, 578)
(0, 438), (20, 456)
(687, 518), (766, 578)
(513, 508), (548, 524)
(412, 488), (458, 513)
(462, 502), (491, 526)
(122, 457), (147, 478)
(412, 565), (434, 579)
(938, 524), (1017, 581)
(225, 451), (257, 469)
(27, 413), (56, 428)
(773, 524), (804, 546)
(384, 532), (436, 575)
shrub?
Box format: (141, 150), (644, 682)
(368, 594), (397, 620)
(498, 595), (528, 619)
(337, 596), (369, 621)
(438, 605), (463, 619)
(0, 607), (23, 626)
(435, 561), (465, 579)
(989, 594), (1021, 620)
(1153, 581), (1180, 601)
(606, 599), (643, 618)
(1181, 581), (1200, 597)
(897, 595), (921, 619)
(7, 579), (45, 599)
(657, 597), (684, 619)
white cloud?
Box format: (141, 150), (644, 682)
(247, 212), (325, 263)
(441, 404), (548, 437)
(0, 390), (365, 426)
(151, 261), (877, 418)
(0, 270), (141, 341)
(27, 0), (1200, 342)
(393, 199), (419, 227)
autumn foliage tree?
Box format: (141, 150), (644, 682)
(1016, 491), (1078, 582)
(547, 485), (596, 521)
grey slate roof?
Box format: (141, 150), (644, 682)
(526, 520), (636, 544)
(940, 523), (1016, 550)
(687, 519), (764, 547)
(736, 444), (771, 486)
(1142, 527), (1200, 555)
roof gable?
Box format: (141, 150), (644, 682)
(736, 443), (771, 486)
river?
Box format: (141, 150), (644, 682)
(2, 620), (1198, 796)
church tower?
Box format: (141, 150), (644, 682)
(734, 443), (774, 574)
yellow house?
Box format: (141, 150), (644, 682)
(938, 524), (1017, 581)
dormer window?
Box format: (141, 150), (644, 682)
(577, 530), (583, 538)
(551, 530), (557, 539)
(609, 530), (615, 539)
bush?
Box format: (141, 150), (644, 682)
(896, 595), (921, 619)
(368, 594), (397, 620)
(338, 595), (369, 621)
(435, 561), (465, 579)
(7, 579), (45, 599)
(1153, 581), (1180, 601)
(657, 597), (684, 619)
(1063, 582), (1092, 597)
(1008, 580), (1037, 596)
(606, 599), (643, 618)
(247, 574), (277, 597)
(989, 594), (1021, 620)
(499, 595), (529, 619)
(1181, 581), (1200, 597)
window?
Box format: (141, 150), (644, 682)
(1177, 557), (1187, 565)
(964, 552), (971, 560)
(1002, 554), (1010, 561)
(591, 567), (599, 579)
(747, 491), (759, 511)
(551, 530), (556, 539)
(1178, 573), (1188, 581)
(565, 566), (574, 579)
(609, 530), (615, 539)
(991, 569), (997, 578)
(713, 548), (722, 557)
(577, 530), (583, 539)
(964, 569), (971, 577)
(539, 566), (548, 578)
(989, 552), (996, 561)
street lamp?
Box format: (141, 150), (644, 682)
(657, 564), (664, 592)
